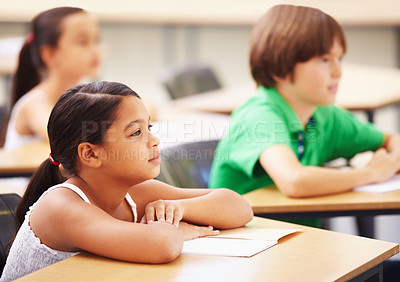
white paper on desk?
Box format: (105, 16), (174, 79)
(354, 174), (400, 193)
(182, 238), (276, 257)
(181, 228), (301, 257)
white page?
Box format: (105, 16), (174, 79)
(213, 228), (301, 241)
(182, 237), (276, 257)
(181, 228), (301, 257)
(354, 174), (400, 193)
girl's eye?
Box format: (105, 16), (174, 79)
(148, 124), (153, 132)
(131, 129), (141, 137)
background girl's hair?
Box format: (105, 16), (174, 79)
(249, 5), (347, 87)
(10, 7), (84, 107)
(15, 81), (141, 229)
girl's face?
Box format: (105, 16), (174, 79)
(98, 96), (161, 184)
(51, 12), (100, 79)
(288, 38), (344, 107)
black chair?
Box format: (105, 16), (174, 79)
(157, 139), (220, 188)
(160, 65), (222, 100)
(0, 193), (20, 275)
(383, 260), (400, 281)
(0, 106), (8, 130)
(0, 106), (9, 148)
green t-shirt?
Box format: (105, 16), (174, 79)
(209, 86), (384, 227)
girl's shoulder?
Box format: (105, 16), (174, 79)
(13, 88), (50, 117)
(16, 88), (48, 105)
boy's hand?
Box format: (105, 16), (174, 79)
(366, 148), (400, 183)
(140, 200), (183, 227)
(178, 222), (219, 240)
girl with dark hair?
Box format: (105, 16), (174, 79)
(2, 7), (100, 149)
(0, 81), (253, 281)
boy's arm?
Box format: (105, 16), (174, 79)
(259, 144), (400, 198)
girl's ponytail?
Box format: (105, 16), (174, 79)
(10, 42), (41, 107)
(0, 41), (40, 147)
(15, 158), (65, 230)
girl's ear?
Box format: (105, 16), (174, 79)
(77, 142), (102, 168)
(40, 45), (57, 68)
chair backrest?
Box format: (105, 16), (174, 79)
(0, 106), (8, 130)
(157, 139), (220, 188)
(0, 193), (21, 275)
(0, 106), (9, 148)
(160, 65), (222, 100)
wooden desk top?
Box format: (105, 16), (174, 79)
(243, 186), (400, 214)
(0, 142), (49, 174)
(170, 63), (400, 114)
(1, 0), (400, 26)
(17, 217), (398, 282)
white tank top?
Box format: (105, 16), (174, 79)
(0, 183), (137, 282)
(3, 89), (46, 150)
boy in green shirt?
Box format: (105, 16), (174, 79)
(209, 5), (400, 227)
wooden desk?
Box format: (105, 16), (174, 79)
(170, 63), (400, 122)
(0, 142), (49, 176)
(243, 186), (400, 218)
(16, 217), (398, 282)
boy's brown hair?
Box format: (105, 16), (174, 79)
(250, 5), (346, 87)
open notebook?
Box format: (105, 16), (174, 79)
(182, 228), (301, 257)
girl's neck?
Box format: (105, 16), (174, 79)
(37, 72), (82, 105)
(67, 173), (133, 214)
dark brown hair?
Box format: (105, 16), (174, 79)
(15, 81), (140, 229)
(250, 5), (347, 87)
(10, 7), (85, 107)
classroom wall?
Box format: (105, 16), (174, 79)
(1, 21), (400, 257)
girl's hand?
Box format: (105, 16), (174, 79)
(140, 200), (183, 227)
(178, 222), (220, 240)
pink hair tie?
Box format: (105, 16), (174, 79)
(48, 153), (60, 166)
(26, 32), (34, 44)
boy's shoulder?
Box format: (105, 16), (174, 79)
(314, 105), (349, 118)
(232, 94), (284, 124)
(233, 87), (284, 117)
(313, 105), (357, 128)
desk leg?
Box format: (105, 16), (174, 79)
(366, 110), (374, 123)
(359, 109), (375, 239)
(356, 216), (375, 238)
(348, 263), (382, 282)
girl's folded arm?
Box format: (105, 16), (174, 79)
(130, 180), (253, 229)
(31, 190), (183, 264)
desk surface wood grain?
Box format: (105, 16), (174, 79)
(16, 217), (398, 282)
(243, 186), (400, 214)
(0, 142), (49, 174)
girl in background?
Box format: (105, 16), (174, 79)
(2, 7), (100, 149)
(0, 81), (253, 281)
